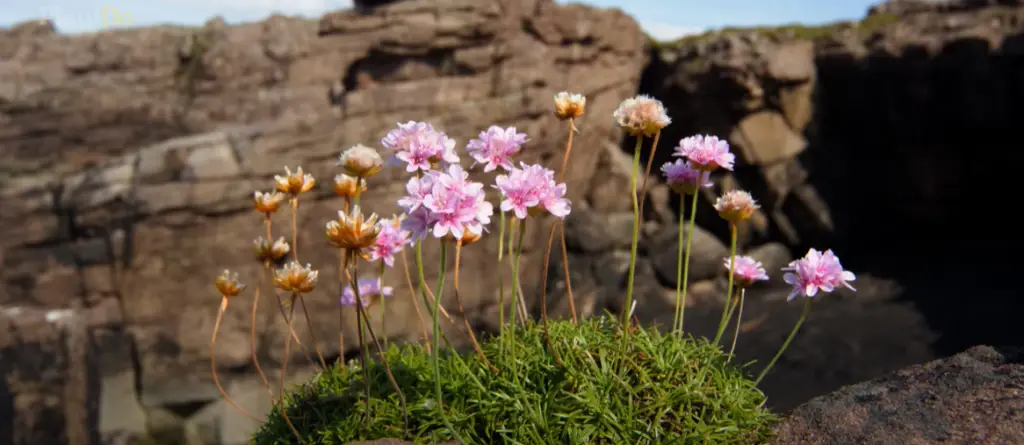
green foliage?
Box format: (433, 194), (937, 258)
(252, 317), (776, 444)
(649, 12), (901, 48)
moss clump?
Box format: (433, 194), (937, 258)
(650, 12), (900, 48)
(253, 317), (777, 444)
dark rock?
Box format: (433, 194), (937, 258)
(773, 345), (1024, 445)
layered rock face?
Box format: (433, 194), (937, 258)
(0, 1), (646, 443)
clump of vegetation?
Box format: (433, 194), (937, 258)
(650, 12), (901, 48)
(209, 88), (859, 444)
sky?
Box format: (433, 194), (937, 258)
(0, 0), (880, 40)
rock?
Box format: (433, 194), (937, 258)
(773, 345), (1024, 445)
(564, 210), (635, 253)
(729, 111), (808, 165)
(647, 224), (728, 287)
(765, 40), (815, 82)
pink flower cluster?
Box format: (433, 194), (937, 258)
(674, 134), (735, 172)
(381, 121), (460, 173)
(724, 255), (770, 288)
(367, 217), (410, 268)
(782, 248), (857, 301)
(340, 277), (393, 307)
(495, 163), (571, 219)
(661, 159), (711, 195)
(465, 125), (529, 172)
(398, 164), (493, 242)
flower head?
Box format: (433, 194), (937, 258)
(554, 92), (586, 120)
(253, 236), (290, 263)
(495, 162), (572, 220)
(274, 166), (316, 196)
(714, 190), (759, 223)
(398, 164), (493, 242)
(613, 94), (671, 137)
(381, 121), (459, 173)
(674, 135), (735, 172)
(338, 144), (384, 178)
(724, 255), (769, 288)
(214, 270), (245, 297)
(782, 248), (856, 301)
(273, 261), (319, 294)
(367, 216), (410, 267)
(661, 159), (712, 195)
(333, 174), (367, 199)
(465, 125), (529, 172)
(326, 205), (381, 252)
(340, 278), (393, 308)
(253, 190), (286, 214)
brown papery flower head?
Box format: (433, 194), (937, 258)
(253, 236), (290, 262)
(214, 270), (245, 297)
(273, 261), (318, 294)
(274, 166), (316, 196)
(253, 190), (285, 215)
(325, 205), (381, 251)
(333, 174), (367, 199)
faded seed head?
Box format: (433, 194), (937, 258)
(274, 166), (316, 196)
(254, 236), (290, 262)
(253, 190), (286, 214)
(333, 174), (367, 199)
(338, 144), (384, 178)
(273, 261), (318, 294)
(613, 95), (671, 137)
(554, 91), (586, 120)
(325, 205), (381, 251)
(714, 190), (759, 223)
(214, 269), (245, 297)
(443, 229), (483, 246)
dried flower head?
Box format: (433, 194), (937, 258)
(253, 236), (290, 262)
(724, 255), (769, 288)
(674, 135), (735, 172)
(495, 162), (571, 220)
(326, 205), (381, 252)
(273, 261), (319, 294)
(253, 191), (286, 214)
(338, 144), (384, 178)
(214, 270), (245, 297)
(554, 92), (586, 120)
(333, 174), (367, 199)
(367, 216), (410, 267)
(465, 125), (529, 172)
(381, 121), (459, 173)
(714, 190), (759, 223)
(444, 229), (483, 246)
(782, 248), (856, 301)
(340, 278), (393, 308)
(661, 159), (712, 195)
(274, 166), (316, 196)
(613, 94), (671, 137)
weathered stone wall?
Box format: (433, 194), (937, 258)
(0, 1), (647, 443)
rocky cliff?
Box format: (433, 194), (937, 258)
(2, 0), (1023, 444)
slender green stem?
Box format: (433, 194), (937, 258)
(713, 223), (738, 345)
(728, 288), (746, 359)
(429, 242), (464, 443)
(755, 298), (812, 384)
(379, 261), (388, 347)
(497, 211), (506, 345)
(621, 135), (644, 328)
(673, 190), (700, 336)
(510, 220), (527, 348)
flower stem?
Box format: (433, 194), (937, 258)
(211, 296), (261, 422)
(713, 223), (738, 345)
(298, 295), (328, 370)
(755, 298), (812, 385)
(621, 135), (644, 329)
(557, 118), (578, 324)
(277, 293), (306, 444)
(454, 240), (498, 372)
(728, 288), (746, 359)
(379, 261), (388, 347)
(432, 242), (466, 443)
(497, 211), (506, 353)
(673, 190), (699, 336)
(400, 249), (430, 352)
(510, 220), (527, 346)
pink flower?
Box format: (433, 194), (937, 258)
(782, 248), (857, 302)
(724, 255), (769, 288)
(466, 126), (529, 172)
(381, 121), (459, 172)
(367, 217), (410, 268)
(714, 190), (759, 223)
(661, 159), (711, 195)
(613, 95), (672, 137)
(397, 164), (493, 242)
(340, 277), (393, 307)
(674, 134), (735, 172)
(494, 162), (571, 220)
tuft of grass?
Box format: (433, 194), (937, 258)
(252, 316), (777, 444)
